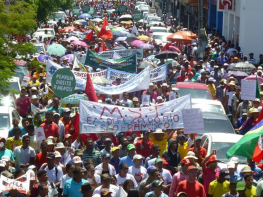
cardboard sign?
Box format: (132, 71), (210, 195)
(169, 93), (176, 101)
(182, 108), (205, 134)
(0, 173), (30, 194)
(142, 95), (150, 106)
(35, 127), (46, 141)
(241, 79), (256, 101)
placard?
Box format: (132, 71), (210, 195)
(241, 79), (256, 101)
(72, 6), (80, 15)
(182, 108), (204, 134)
(132, 10), (143, 22)
(142, 95), (150, 106)
(169, 93), (176, 101)
(0, 173), (30, 194)
(35, 127), (46, 141)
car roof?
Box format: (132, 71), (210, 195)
(203, 133), (242, 143)
(192, 99), (222, 106)
(176, 82), (210, 90)
(202, 112), (229, 120)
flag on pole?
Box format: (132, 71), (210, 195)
(84, 30), (94, 41)
(89, 20), (99, 35)
(98, 17), (113, 39)
(101, 40), (107, 51)
(85, 72), (98, 102)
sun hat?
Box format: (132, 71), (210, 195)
(154, 128), (164, 134)
(187, 165), (198, 172)
(73, 156), (82, 164)
(241, 166), (252, 173)
(74, 149), (83, 157)
(133, 154), (144, 160)
(54, 151), (62, 158)
(227, 162), (235, 169)
(184, 151), (198, 160)
(228, 81), (236, 86)
(55, 142), (66, 149)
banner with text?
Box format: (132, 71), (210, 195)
(73, 70), (107, 80)
(99, 48), (143, 60)
(74, 52), (86, 65)
(0, 173), (30, 194)
(85, 50), (137, 72)
(94, 66), (150, 94)
(79, 94), (191, 133)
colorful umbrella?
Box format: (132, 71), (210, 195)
(167, 32), (192, 42)
(154, 39), (163, 45)
(47, 44), (66, 56)
(169, 46), (181, 53)
(138, 43), (154, 49)
(75, 19), (88, 25)
(60, 54), (74, 63)
(79, 13), (92, 19)
(223, 71), (248, 79)
(72, 40), (88, 47)
(115, 37), (127, 42)
(178, 30), (197, 39)
(228, 62), (256, 73)
(244, 75), (263, 85)
(92, 18), (103, 23)
(59, 26), (77, 33)
(67, 36), (79, 42)
(130, 40), (144, 47)
(226, 120), (263, 162)
(137, 35), (150, 41)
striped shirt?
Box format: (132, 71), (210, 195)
(82, 148), (102, 166)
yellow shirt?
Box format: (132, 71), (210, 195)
(28, 80), (40, 87)
(150, 134), (168, 156)
(178, 142), (189, 159)
(6, 137), (22, 151)
(245, 185), (257, 197)
(208, 179), (230, 197)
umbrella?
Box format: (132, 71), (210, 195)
(91, 76), (110, 84)
(155, 51), (178, 59)
(112, 31), (129, 37)
(73, 21), (82, 25)
(244, 75), (263, 85)
(167, 32), (192, 42)
(169, 46), (181, 53)
(37, 55), (50, 62)
(154, 39), (163, 45)
(126, 37), (139, 45)
(93, 15), (102, 18)
(145, 55), (160, 64)
(72, 40), (88, 47)
(119, 14), (132, 20)
(60, 26), (77, 33)
(115, 37), (127, 42)
(67, 36), (79, 42)
(137, 35), (150, 41)
(79, 13), (92, 19)
(178, 30), (197, 39)
(120, 21), (133, 24)
(70, 31), (84, 36)
(130, 40), (144, 47)
(223, 71), (249, 79)
(74, 19), (88, 25)
(226, 120), (263, 163)
(60, 54), (74, 63)
(47, 44), (66, 56)
(228, 62), (256, 73)
(138, 19), (146, 23)
(92, 18), (103, 23)
(138, 43), (154, 49)
(113, 46), (126, 50)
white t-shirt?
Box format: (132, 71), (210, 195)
(128, 166), (148, 184)
(115, 174), (138, 188)
(40, 165), (63, 184)
(226, 90), (236, 106)
(120, 99), (133, 107)
(93, 185), (119, 197)
(160, 168), (172, 185)
(60, 174), (72, 189)
(87, 174), (101, 185)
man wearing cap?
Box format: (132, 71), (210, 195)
(28, 95), (42, 115)
(227, 162), (239, 182)
(208, 168), (230, 197)
(100, 138), (112, 157)
(119, 144), (136, 167)
(15, 87), (30, 118)
(155, 158), (172, 186)
(169, 159), (190, 197)
(135, 130), (154, 159)
(28, 75), (40, 87)
(189, 136), (207, 166)
(145, 180), (168, 197)
(236, 182), (246, 197)
(61, 57), (69, 68)
(176, 165), (206, 197)
(93, 173), (119, 197)
(60, 108), (71, 126)
(177, 134), (189, 160)
(128, 154), (147, 185)
(110, 147), (120, 174)
(53, 112), (65, 142)
(0, 136), (14, 164)
(40, 111), (60, 142)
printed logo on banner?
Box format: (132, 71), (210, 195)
(169, 93), (176, 101)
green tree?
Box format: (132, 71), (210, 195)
(0, 1), (36, 92)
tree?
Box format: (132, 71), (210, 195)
(0, 1), (36, 92)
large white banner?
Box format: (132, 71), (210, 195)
(73, 70), (107, 80)
(94, 66), (151, 95)
(74, 52), (86, 65)
(79, 94), (191, 133)
(105, 64), (167, 83)
(99, 48), (144, 60)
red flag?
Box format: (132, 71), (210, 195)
(101, 39), (107, 51)
(85, 72), (98, 102)
(161, 42), (172, 51)
(98, 17), (113, 39)
(84, 29), (93, 41)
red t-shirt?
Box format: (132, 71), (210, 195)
(15, 97), (30, 117)
(35, 152), (47, 170)
(176, 180), (206, 197)
(189, 147), (207, 166)
(40, 122), (59, 139)
(177, 75), (188, 82)
(135, 139), (154, 160)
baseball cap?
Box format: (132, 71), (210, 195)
(187, 165), (198, 172)
(102, 153), (111, 159)
(181, 159), (191, 165)
(151, 180), (164, 188)
(143, 130), (151, 135)
(73, 156), (82, 163)
(127, 144), (136, 151)
(155, 158), (163, 164)
(147, 166), (157, 174)
(101, 173), (111, 180)
(105, 138), (112, 142)
(47, 153), (55, 160)
(133, 155), (144, 160)
(111, 146), (119, 152)
(236, 181), (245, 191)
(0, 160), (6, 167)
(220, 168), (230, 179)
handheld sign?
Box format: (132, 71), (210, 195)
(241, 79), (256, 101)
(132, 10), (143, 22)
(35, 127), (46, 141)
(169, 93), (176, 101)
(142, 94), (150, 106)
(118, 5), (127, 13)
(51, 68), (76, 98)
(182, 108), (205, 134)
(82, 5), (90, 13)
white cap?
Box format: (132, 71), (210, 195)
(227, 162), (235, 169)
(73, 156), (82, 164)
(133, 154), (145, 160)
(230, 156), (239, 163)
(54, 151), (62, 158)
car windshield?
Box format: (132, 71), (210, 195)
(0, 114), (10, 130)
(192, 103), (224, 114)
(54, 13), (65, 20)
(149, 18), (161, 22)
(177, 88), (212, 99)
(203, 118), (235, 133)
(7, 82), (20, 93)
(151, 29), (167, 33)
(211, 142), (247, 163)
(37, 30), (54, 35)
(35, 45), (43, 53)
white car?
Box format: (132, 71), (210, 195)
(150, 27), (168, 33)
(49, 11), (67, 23)
(33, 43), (46, 54)
(34, 28), (55, 37)
(201, 133), (247, 174)
(0, 106), (22, 139)
(135, 1), (147, 6)
(149, 21), (165, 27)
(152, 32), (172, 44)
(147, 16), (161, 24)
(192, 99), (226, 115)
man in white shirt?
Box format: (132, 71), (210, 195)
(120, 92), (133, 108)
(155, 158), (172, 185)
(128, 154), (148, 185)
(93, 173), (119, 197)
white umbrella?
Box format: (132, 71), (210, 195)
(120, 14), (132, 20)
(112, 31), (129, 36)
(67, 36), (79, 42)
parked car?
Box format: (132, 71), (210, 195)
(150, 27), (168, 33)
(34, 28), (55, 37)
(13, 60), (28, 81)
(201, 133), (247, 173)
(176, 82), (213, 100)
(0, 106), (22, 139)
(192, 99), (226, 114)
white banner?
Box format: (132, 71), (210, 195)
(241, 79), (256, 101)
(94, 66), (150, 95)
(0, 173), (30, 194)
(182, 108), (205, 134)
(74, 52), (86, 65)
(79, 94), (191, 133)
(99, 48), (143, 60)
(73, 70), (107, 80)
(106, 64), (167, 84)
(46, 60), (62, 83)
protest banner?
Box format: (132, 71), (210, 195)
(142, 95), (150, 106)
(46, 60), (61, 83)
(99, 49), (143, 60)
(73, 56), (87, 72)
(241, 79), (256, 101)
(105, 64), (167, 83)
(85, 50), (137, 72)
(74, 52), (87, 65)
(72, 6), (80, 15)
(182, 108), (204, 134)
(73, 70), (107, 80)
(61, 94), (88, 105)
(51, 69), (76, 98)
(93, 66), (150, 95)
(79, 94), (191, 133)
(118, 5), (127, 13)
(0, 173), (30, 194)
(35, 127), (46, 141)
(132, 10), (143, 22)
(82, 5), (90, 13)
(169, 93), (176, 101)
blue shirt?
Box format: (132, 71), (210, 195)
(229, 172), (240, 182)
(110, 157), (120, 174)
(119, 155), (134, 167)
(8, 126), (27, 137)
(63, 178), (88, 197)
(236, 117), (248, 135)
(145, 191), (168, 197)
(0, 148), (14, 161)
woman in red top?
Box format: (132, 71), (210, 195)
(35, 141), (48, 170)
